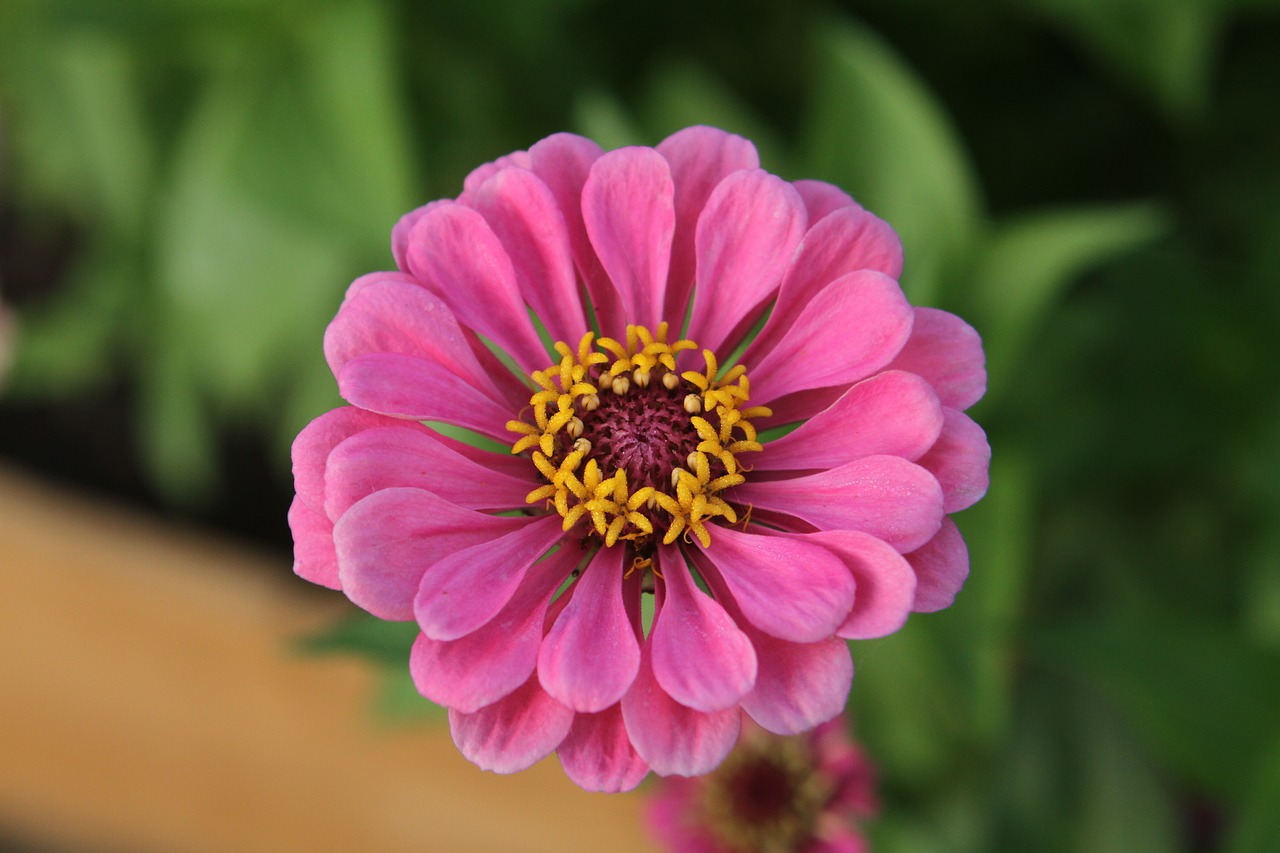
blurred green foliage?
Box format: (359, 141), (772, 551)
(3, 0), (1279, 850)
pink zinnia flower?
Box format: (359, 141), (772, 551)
(646, 716), (879, 853)
(289, 126), (988, 792)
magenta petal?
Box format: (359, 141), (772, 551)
(332, 487), (529, 621)
(538, 547), (641, 713)
(918, 408), (991, 513)
(336, 352), (514, 442)
(448, 676), (574, 774)
(620, 646), (740, 776)
(657, 126), (760, 328)
(288, 495), (339, 589)
(694, 526), (855, 643)
(390, 203), (440, 273)
(323, 425), (532, 519)
(887, 307), (987, 410)
(409, 545), (578, 713)
(685, 169), (807, 353)
(801, 530), (917, 640)
(907, 517), (970, 612)
(291, 406), (399, 513)
(756, 370), (944, 471)
(747, 271), (914, 406)
(746, 208), (904, 362)
(404, 201), (548, 372)
(323, 275), (508, 403)
(527, 132), (623, 337)
(792, 178), (860, 222)
(557, 705), (650, 793)
(650, 545), (756, 713)
(734, 455), (944, 554)
(741, 634), (853, 735)
(458, 150), (532, 204)
(582, 147), (675, 331)
(414, 514), (567, 641)
(466, 167), (588, 346)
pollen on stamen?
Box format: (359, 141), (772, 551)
(507, 325), (766, 551)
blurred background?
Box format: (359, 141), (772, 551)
(2, 0), (1279, 851)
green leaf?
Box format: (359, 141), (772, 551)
(1225, 729), (1280, 853)
(801, 18), (982, 306)
(374, 667), (447, 724)
(971, 203), (1168, 401)
(944, 448), (1036, 745)
(638, 59), (785, 169)
(1033, 613), (1280, 799)
(572, 89), (647, 150)
(156, 63), (353, 416)
(1071, 692), (1181, 853)
(848, 617), (970, 786)
(1016, 0), (1226, 122)
(296, 610), (419, 667)
(5, 245), (135, 397)
(135, 329), (219, 506)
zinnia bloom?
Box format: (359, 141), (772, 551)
(646, 716), (879, 853)
(289, 126), (988, 792)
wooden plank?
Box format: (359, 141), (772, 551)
(0, 466), (656, 852)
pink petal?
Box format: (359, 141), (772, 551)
(292, 406), (400, 513)
(886, 307), (986, 410)
(458, 150), (532, 204)
(734, 455), (944, 554)
(414, 514), (567, 641)
(741, 631), (853, 735)
(620, 646), (741, 776)
(466, 167), (588, 346)
(581, 147), (675, 331)
(907, 517), (970, 612)
(557, 705), (650, 793)
(538, 547), (641, 713)
(746, 271), (914, 407)
(684, 169), (807, 353)
(527, 133), (621, 337)
(918, 408), (990, 513)
(332, 487), (530, 621)
(409, 544), (579, 713)
(391, 203), (440, 273)
(756, 370), (944, 471)
(288, 495), (339, 589)
(792, 178), (860, 222)
(448, 676), (574, 774)
(404, 201), (549, 372)
(650, 546), (756, 713)
(656, 126), (760, 328)
(323, 425), (532, 519)
(754, 386), (845, 430)
(324, 274), (512, 405)
(798, 530), (917, 640)
(693, 526), (855, 643)
(746, 207), (904, 362)
(336, 352), (514, 442)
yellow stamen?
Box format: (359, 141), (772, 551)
(506, 325), (765, 549)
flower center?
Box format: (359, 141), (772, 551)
(507, 324), (770, 549)
(700, 738), (830, 853)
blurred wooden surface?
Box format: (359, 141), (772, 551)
(0, 465), (656, 853)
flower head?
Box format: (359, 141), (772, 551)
(646, 716), (879, 853)
(289, 126), (989, 791)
